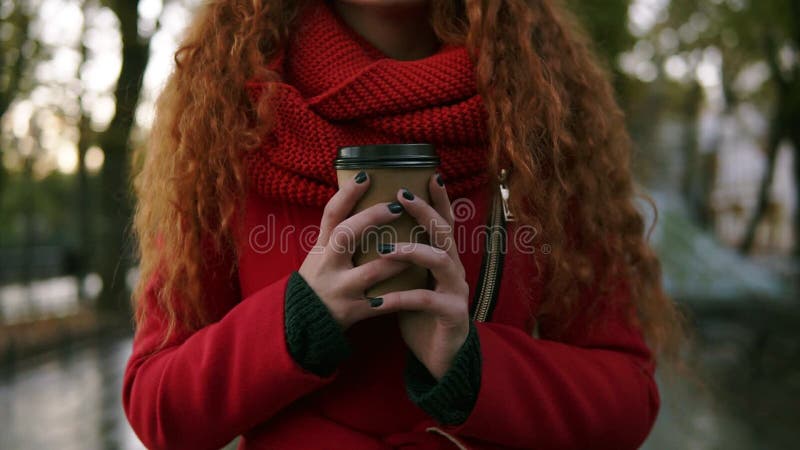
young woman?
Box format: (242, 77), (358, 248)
(124, 0), (685, 449)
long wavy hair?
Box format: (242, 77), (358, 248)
(131, 0), (688, 364)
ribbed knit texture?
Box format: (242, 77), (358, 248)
(284, 271), (352, 376)
(405, 320), (481, 425)
(244, 0), (491, 206)
(285, 269), (482, 420)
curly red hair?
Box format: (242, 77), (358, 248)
(131, 0), (687, 364)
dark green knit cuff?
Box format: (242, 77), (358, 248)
(404, 320), (481, 425)
(284, 271), (352, 377)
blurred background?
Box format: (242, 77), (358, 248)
(0, 0), (798, 448)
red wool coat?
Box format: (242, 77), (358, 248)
(122, 181), (660, 450)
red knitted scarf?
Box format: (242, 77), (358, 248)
(244, 0), (491, 207)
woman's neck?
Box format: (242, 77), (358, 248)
(330, 0), (440, 61)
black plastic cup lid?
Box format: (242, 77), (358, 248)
(333, 143), (440, 169)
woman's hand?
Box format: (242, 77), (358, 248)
(377, 174), (471, 380)
(298, 171), (413, 331)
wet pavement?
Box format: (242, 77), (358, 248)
(0, 317), (797, 450)
(0, 337), (141, 450)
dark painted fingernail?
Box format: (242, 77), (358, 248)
(401, 188), (414, 200)
(436, 173), (444, 186)
(387, 202), (404, 214)
(377, 243), (395, 254)
(354, 171), (367, 184)
(368, 297), (384, 308)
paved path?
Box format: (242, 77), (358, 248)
(1, 326), (795, 450)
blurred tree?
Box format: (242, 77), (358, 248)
(662, 0), (800, 255)
(0, 1), (47, 321)
(0, 1), (39, 195)
(94, 0), (150, 313)
(74, 0), (97, 305)
(0, 2), (34, 118)
(566, 0), (688, 193)
(566, 0), (634, 95)
(679, 80), (715, 228)
(9, 112), (48, 307)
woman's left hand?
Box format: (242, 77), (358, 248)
(377, 174), (471, 381)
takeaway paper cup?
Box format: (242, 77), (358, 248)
(334, 143), (440, 297)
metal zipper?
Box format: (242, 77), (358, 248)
(499, 168), (515, 222)
(470, 169), (543, 335)
(471, 178), (507, 323)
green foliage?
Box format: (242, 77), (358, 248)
(567, 0), (634, 67)
(661, 0), (799, 104)
(0, 169), (101, 247)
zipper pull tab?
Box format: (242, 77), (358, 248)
(499, 168), (515, 222)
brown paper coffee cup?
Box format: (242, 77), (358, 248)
(334, 143), (440, 297)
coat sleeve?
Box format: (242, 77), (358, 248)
(436, 274), (661, 450)
(122, 259), (349, 450)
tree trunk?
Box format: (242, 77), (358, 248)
(75, 0), (96, 306)
(76, 113), (93, 305)
(787, 5), (800, 259)
(739, 109), (783, 254)
(0, 5), (32, 119)
(740, 33), (796, 256)
(95, 0), (149, 314)
(0, 6), (33, 198)
(679, 82), (711, 227)
(790, 124), (800, 259)
(21, 155), (35, 312)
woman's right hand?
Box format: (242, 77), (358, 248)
(298, 171), (410, 331)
